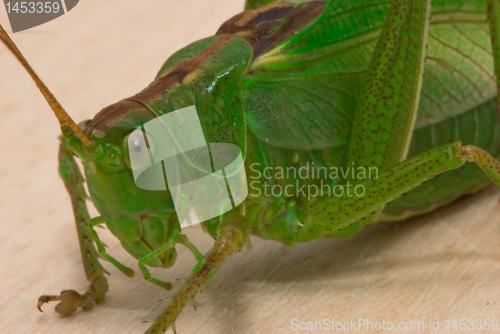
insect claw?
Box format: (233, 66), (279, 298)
(192, 300), (197, 311)
(37, 297), (48, 312)
(171, 322), (177, 334)
(142, 318), (156, 324)
(37, 291), (83, 318)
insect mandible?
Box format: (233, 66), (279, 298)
(2, 0), (500, 334)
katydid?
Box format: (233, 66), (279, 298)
(2, 0), (500, 333)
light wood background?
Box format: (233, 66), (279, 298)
(1, 1), (500, 333)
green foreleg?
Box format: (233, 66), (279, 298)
(137, 233), (204, 290)
(37, 141), (109, 317)
(138, 242), (176, 290)
(88, 216), (135, 277)
(177, 234), (204, 261)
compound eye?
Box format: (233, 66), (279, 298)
(123, 129), (155, 170)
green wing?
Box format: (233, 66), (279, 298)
(418, 0), (494, 128)
(242, 0), (495, 149)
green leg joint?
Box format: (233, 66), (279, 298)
(89, 216), (135, 277)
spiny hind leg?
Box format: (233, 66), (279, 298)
(37, 142), (109, 317)
(300, 142), (500, 238)
(144, 214), (250, 334)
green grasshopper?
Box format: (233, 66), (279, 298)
(3, 0), (500, 333)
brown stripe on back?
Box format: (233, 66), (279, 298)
(132, 35), (234, 103)
(217, 0), (327, 57)
(85, 2), (327, 133)
(83, 99), (154, 137)
(218, 3), (294, 32)
(156, 34), (234, 81)
(84, 35), (237, 134)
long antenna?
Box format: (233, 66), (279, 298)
(0, 23), (92, 146)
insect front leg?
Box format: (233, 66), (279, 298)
(137, 234), (204, 291)
(298, 141), (500, 239)
(88, 216), (135, 277)
(37, 140), (109, 317)
(144, 214), (250, 334)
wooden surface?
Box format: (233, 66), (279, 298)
(1, 1), (500, 333)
